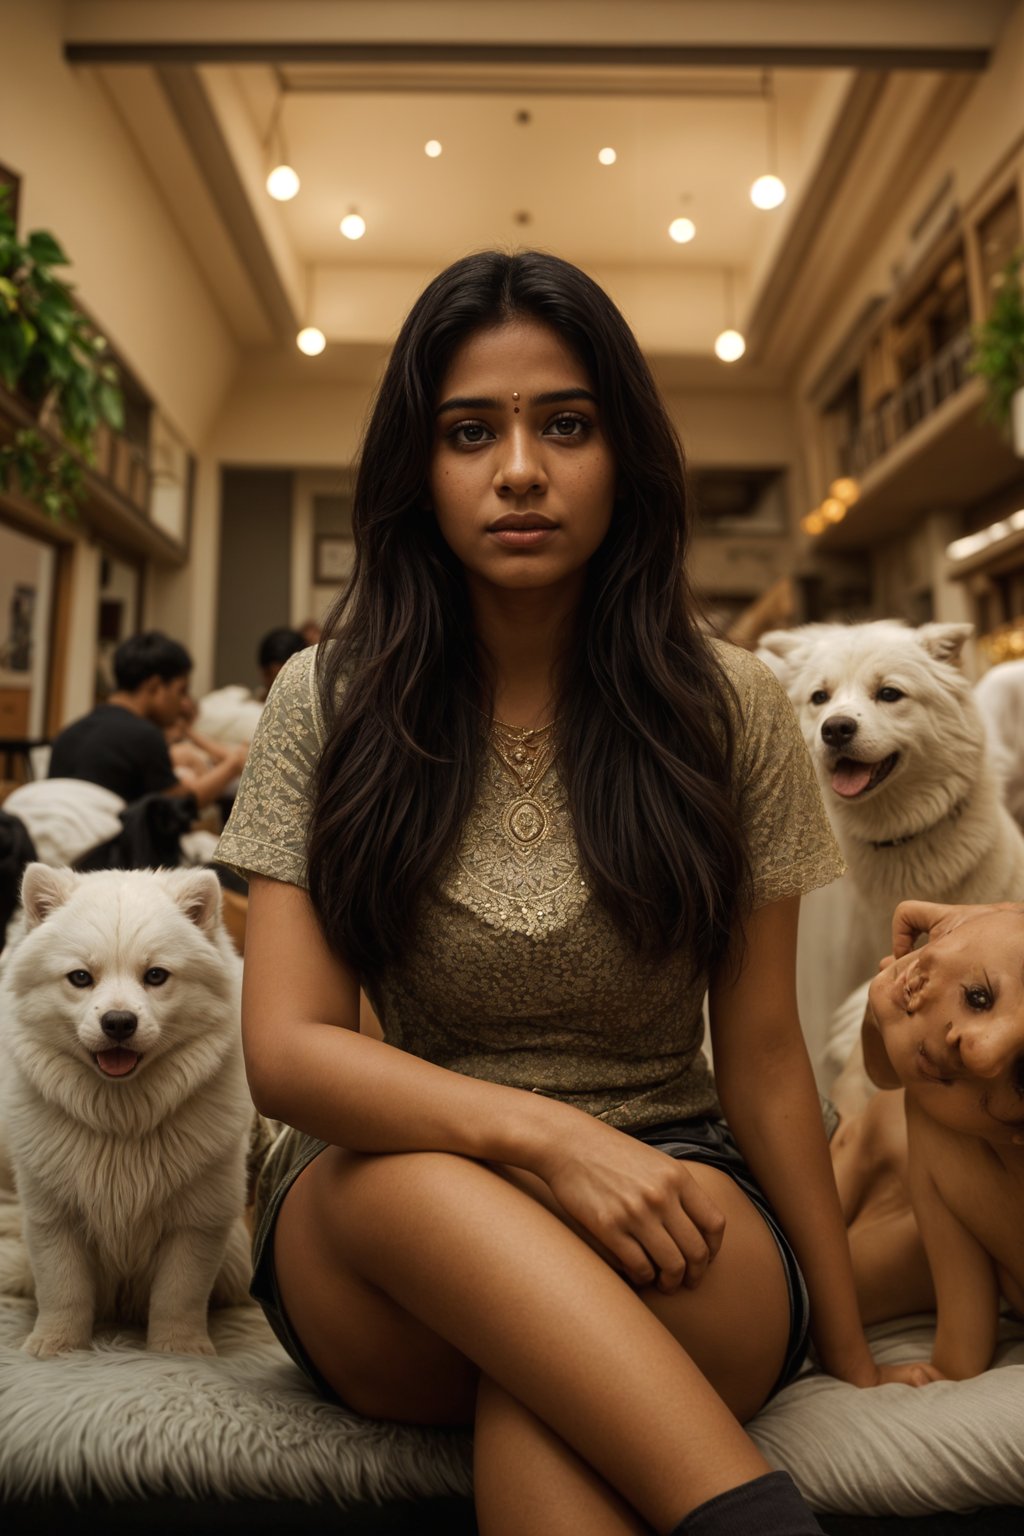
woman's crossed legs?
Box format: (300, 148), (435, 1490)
(273, 1147), (792, 1536)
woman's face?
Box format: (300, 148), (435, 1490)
(429, 318), (616, 603)
(867, 912), (1024, 1144)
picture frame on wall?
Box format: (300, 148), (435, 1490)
(313, 535), (355, 586)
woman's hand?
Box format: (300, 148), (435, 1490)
(534, 1120), (726, 1294)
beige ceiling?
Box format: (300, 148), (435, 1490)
(232, 65), (837, 270)
(77, 0), (1018, 378)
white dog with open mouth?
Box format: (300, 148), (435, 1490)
(758, 623), (1024, 1105)
(759, 620), (1024, 966)
(0, 865), (252, 1357)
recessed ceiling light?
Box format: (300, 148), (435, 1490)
(750, 174), (786, 210)
(266, 164), (300, 201)
(425, 139), (443, 158)
(598, 147), (617, 166)
(296, 327), (326, 356)
(339, 212), (367, 240)
(668, 217), (696, 244)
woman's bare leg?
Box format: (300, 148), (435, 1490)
(274, 1149), (788, 1534)
(471, 1164), (790, 1536)
(475, 1380), (650, 1536)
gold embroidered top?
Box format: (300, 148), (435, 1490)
(218, 642), (843, 1138)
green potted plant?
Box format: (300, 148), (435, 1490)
(0, 185), (124, 519)
(971, 250), (1024, 456)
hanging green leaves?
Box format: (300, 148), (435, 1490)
(0, 186), (125, 520)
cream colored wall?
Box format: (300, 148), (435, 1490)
(670, 389), (804, 598)
(3, 0), (243, 716)
(3, 1), (237, 448)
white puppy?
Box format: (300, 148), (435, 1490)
(0, 865), (252, 1357)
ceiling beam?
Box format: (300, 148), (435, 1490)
(67, 41), (993, 70)
(155, 66), (300, 342)
(61, 0), (1016, 58)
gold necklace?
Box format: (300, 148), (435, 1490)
(490, 718), (556, 781)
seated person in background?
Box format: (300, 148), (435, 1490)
(837, 898), (1024, 1381)
(256, 625), (306, 700)
(49, 630), (247, 810)
(193, 627), (307, 746)
(165, 694), (240, 791)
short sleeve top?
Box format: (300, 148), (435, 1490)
(217, 641), (843, 1130)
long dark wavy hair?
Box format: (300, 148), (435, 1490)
(308, 250), (751, 975)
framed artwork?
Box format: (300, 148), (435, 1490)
(314, 535), (355, 585)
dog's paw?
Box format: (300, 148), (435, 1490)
(148, 1326), (217, 1356)
(22, 1322), (90, 1357)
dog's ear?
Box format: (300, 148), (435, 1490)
(916, 622), (973, 667)
(167, 869), (223, 937)
(756, 629), (808, 681)
(21, 864), (77, 928)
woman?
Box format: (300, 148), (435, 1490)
(218, 252), (928, 1536)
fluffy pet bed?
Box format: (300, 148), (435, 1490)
(1, 1204), (1023, 1515)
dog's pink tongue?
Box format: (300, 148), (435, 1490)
(831, 759), (873, 798)
(95, 1048), (139, 1077)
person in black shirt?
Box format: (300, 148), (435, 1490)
(49, 631), (246, 807)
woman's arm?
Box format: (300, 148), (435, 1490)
(709, 895), (937, 1388)
(242, 873), (727, 1291)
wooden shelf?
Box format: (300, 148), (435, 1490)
(816, 377), (1023, 551)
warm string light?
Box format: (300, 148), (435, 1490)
(801, 479), (861, 535)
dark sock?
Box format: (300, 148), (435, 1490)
(670, 1470), (824, 1535)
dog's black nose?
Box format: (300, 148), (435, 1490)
(100, 1010), (138, 1042)
(821, 714), (858, 747)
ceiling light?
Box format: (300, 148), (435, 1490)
(801, 511), (826, 536)
(340, 212), (366, 240)
(821, 497), (847, 524)
(598, 147), (617, 166)
(750, 174), (786, 210)
(668, 217), (696, 244)
(714, 269), (745, 362)
(424, 140), (443, 158)
(714, 329), (746, 363)
(296, 327), (326, 356)
(266, 164), (300, 201)
(750, 71), (787, 210)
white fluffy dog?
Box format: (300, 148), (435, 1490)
(760, 620), (1024, 1102)
(760, 620), (1024, 939)
(0, 865), (252, 1357)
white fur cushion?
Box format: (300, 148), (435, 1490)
(751, 1314), (1024, 1515)
(1, 1206), (1022, 1513)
